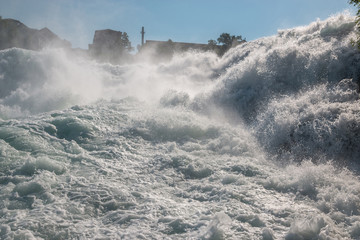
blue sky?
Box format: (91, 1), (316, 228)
(0, 0), (356, 50)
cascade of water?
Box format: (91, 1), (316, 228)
(0, 13), (359, 239)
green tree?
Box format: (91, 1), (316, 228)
(207, 39), (218, 52)
(120, 32), (133, 52)
(217, 33), (244, 48)
(208, 39), (217, 48)
(211, 33), (245, 55)
(219, 33), (244, 47)
(350, 0), (360, 49)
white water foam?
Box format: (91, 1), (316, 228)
(0, 13), (360, 239)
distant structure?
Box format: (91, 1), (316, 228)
(143, 40), (210, 52)
(139, 27), (214, 54)
(88, 29), (131, 63)
(0, 18), (71, 50)
(89, 29), (122, 57)
(141, 27), (145, 46)
(139, 39), (216, 61)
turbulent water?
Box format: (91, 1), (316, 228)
(1, 13), (360, 239)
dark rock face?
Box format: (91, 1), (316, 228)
(0, 18), (71, 50)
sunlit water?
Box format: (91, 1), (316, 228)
(1, 13), (360, 239)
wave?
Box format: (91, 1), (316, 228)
(0, 13), (359, 164)
(1, 13), (360, 239)
(209, 14), (359, 122)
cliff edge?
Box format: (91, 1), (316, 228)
(0, 17), (71, 50)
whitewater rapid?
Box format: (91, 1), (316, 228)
(0, 13), (360, 239)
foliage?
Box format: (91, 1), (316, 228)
(120, 32), (133, 52)
(349, 0), (360, 49)
(208, 39), (217, 48)
(350, 0), (360, 13)
(208, 33), (246, 56)
(217, 33), (244, 48)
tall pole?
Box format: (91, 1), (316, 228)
(141, 26), (145, 46)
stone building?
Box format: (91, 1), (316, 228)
(139, 38), (218, 61)
(88, 29), (131, 63)
(143, 40), (211, 52)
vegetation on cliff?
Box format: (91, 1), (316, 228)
(350, 0), (360, 49)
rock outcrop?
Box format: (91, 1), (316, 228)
(0, 17), (71, 50)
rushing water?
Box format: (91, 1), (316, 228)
(0, 13), (360, 239)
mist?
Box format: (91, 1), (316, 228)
(1, 12), (360, 239)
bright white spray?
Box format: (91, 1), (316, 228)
(0, 13), (359, 239)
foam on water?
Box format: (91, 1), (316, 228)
(210, 14), (359, 122)
(0, 13), (360, 239)
(255, 79), (360, 164)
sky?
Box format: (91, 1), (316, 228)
(0, 0), (356, 51)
